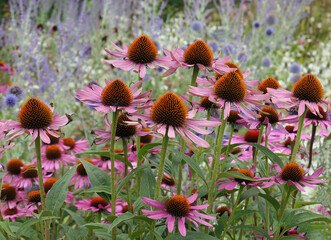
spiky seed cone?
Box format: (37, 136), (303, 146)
(292, 74), (324, 102)
(128, 35), (158, 64)
(151, 92), (187, 127)
(214, 71), (247, 102)
(166, 195), (190, 217)
(183, 40), (213, 67)
(18, 98), (53, 129)
(101, 79), (133, 107)
(258, 77), (281, 94)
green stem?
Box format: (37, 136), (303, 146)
(177, 139), (185, 195)
(238, 198), (249, 240)
(273, 187), (291, 240)
(265, 132), (270, 233)
(150, 126), (170, 239)
(253, 125), (264, 166)
(220, 124), (234, 172)
(35, 134), (51, 240)
(220, 186), (244, 240)
(109, 110), (119, 240)
(307, 124), (317, 169)
(122, 138), (131, 212)
(188, 65), (200, 102)
(290, 108), (307, 162)
(207, 108), (227, 214)
(154, 126), (170, 201)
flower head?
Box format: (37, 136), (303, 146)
(130, 92), (221, 149)
(142, 193), (215, 236)
(105, 35), (170, 78)
(163, 40), (233, 77)
(6, 98), (68, 144)
(76, 79), (151, 114)
(268, 74), (329, 117)
(75, 196), (111, 212)
(261, 163), (326, 191)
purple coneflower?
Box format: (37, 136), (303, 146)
(261, 163), (325, 191)
(142, 193), (215, 237)
(6, 98), (68, 144)
(104, 35), (171, 78)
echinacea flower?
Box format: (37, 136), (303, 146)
(261, 163), (326, 191)
(241, 106), (288, 135)
(189, 71), (266, 119)
(93, 113), (155, 145)
(129, 92), (222, 149)
(1, 183), (24, 208)
(44, 178), (58, 193)
(76, 79), (151, 114)
(94, 148), (123, 171)
(1, 205), (25, 221)
(14, 164), (39, 189)
(75, 196), (111, 213)
(27, 190), (44, 204)
(217, 166), (261, 190)
(163, 40), (233, 77)
(3, 158), (24, 183)
(61, 137), (89, 154)
(104, 35), (171, 78)
(215, 206), (231, 217)
(285, 105), (330, 137)
(268, 74), (330, 117)
(142, 193), (215, 236)
(36, 145), (74, 172)
(6, 98), (68, 144)
(270, 125), (310, 142)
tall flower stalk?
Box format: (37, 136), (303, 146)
(290, 108), (306, 162)
(208, 107), (227, 213)
(35, 134), (50, 240)
(109, 109), (119, 240)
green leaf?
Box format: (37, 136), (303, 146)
(294, 201), (320, 208)
(83, 223), (109, 229)
(280, 237), (304, 240)
(140, 162), (156, 198)
(283, 212), (331, 231)
(64, 209), (87, 229)
(77, 151), (132, 168)
(16, 216), (58, 236)
(80, 186), (112, 195)
(258, 193), (281, 211)
(116, 164), (156, 197)
(107, 212), (135, 232)
(235, 225), (271, 240)
(172, 149), (207, 185)
(239, 188), (260, 203)
(233, 210), (258, 222)
(133, 197), (144, 213)
(46, 166), (76, 214)
(217, 172), (259, 182)
(81, 159), (111, 201)
(215, 212), (228, 237)
(170, 231), (219, 239)
(225, 143), (284, 168)
(0, 219), (14, 236)
(244, 143), (284, 168)
(137, 143), (162, 162)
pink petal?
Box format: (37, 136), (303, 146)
(141, 197), (166, 209)
(178, 217), (186, 236)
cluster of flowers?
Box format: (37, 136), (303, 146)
(0, 34), (330, 239)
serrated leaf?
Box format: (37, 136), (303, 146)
(46, 166), (76, 214)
